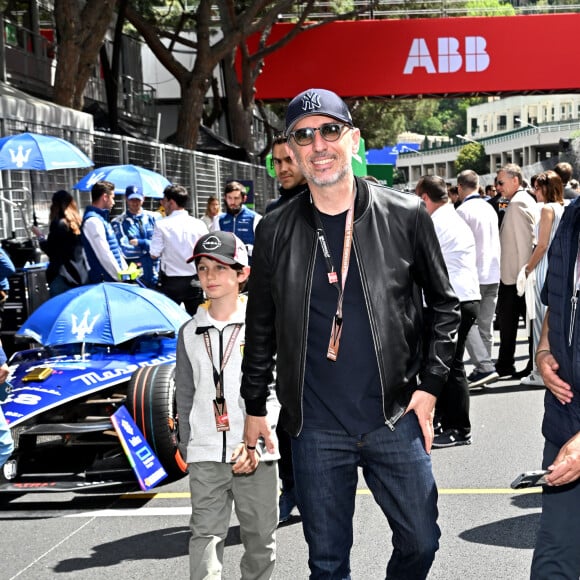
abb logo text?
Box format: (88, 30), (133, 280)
(404, 37), (490, 74)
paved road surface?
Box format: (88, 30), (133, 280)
(0, 329), (546, 579)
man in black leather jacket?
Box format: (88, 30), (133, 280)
(241, 88), (460, 579)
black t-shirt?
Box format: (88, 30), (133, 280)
(303, 208), (384, 436)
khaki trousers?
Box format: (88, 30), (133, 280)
(188, 460), (278, 580)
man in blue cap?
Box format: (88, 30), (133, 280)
(112, 185), (160, 287)
(241, 88), (460, 579)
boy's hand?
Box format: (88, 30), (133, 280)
(231, 443), (259, 474)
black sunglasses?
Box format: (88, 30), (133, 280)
(289, 122), (350, 146)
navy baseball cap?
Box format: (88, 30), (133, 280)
(125, 185), (144, 200)
(187, 231), (249, 267)
(285, 88), (353, 135)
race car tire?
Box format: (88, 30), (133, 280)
(127, 363), (188, 480)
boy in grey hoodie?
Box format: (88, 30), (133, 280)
(175, 231), (279, 580)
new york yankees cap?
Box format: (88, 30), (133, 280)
(285, 88), (353, 135)
(187, 231), (249, 267)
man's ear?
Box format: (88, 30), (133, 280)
(351, 127), (361, 154)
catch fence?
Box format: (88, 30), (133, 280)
(0, 118), (276, 239)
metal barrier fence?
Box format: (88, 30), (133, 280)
(0, 121), (276, 239)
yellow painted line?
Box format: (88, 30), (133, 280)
(120, 488), (541, 500)
(439, 488), (541, 494)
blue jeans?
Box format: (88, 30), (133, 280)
(292, 413), (440, 580)
(530, 440), (580, 580)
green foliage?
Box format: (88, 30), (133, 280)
(454, 142), (489, 174)
(466, 0), (516, 16)
(351, 99), (407, 149)
(351, 97), (485, 150)
(330, 0), (355, 12)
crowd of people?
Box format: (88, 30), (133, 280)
(0, 88), (579, 580)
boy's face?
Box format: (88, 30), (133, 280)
(196, 256), (248, 301)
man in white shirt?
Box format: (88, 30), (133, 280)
(456, 170), (502, 388)
(150, 185), (208, 315)
(417, 175), (481, 448)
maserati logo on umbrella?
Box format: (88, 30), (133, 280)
(71, 310), (100, 341)
(9, 146), (32, 169)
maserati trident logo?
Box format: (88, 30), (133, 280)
(9, 146), (32, 168)
(71, 309), (100, 341)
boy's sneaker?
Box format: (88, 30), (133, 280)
(520, 371), (545, 387)
(468, 370), (499, 388)
(432, 429), (472, 449)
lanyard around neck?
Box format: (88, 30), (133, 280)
(201, 324), (242, 400)
(312, 197), (355, 361)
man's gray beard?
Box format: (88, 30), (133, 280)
(306, 164), (350, 189)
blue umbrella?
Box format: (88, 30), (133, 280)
(0, 132), (93, 171)
(16, 283), (191, 346)
(73, 164), (171, 199)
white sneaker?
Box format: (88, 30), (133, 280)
(520, 371), (544, 387)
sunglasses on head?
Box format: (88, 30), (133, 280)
(289, 122), (350, 146)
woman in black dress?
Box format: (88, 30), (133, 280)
(32, 190), (86, 297)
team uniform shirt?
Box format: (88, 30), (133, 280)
(218, 206), (262, 261)
(82, 207), (127, 282)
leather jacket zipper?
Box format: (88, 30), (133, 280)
(353, 239), (395, 431)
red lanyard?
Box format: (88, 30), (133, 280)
(312, 200), (355, 361)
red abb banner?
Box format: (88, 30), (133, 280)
(249, 15), (580, 100)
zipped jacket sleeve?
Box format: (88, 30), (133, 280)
(413, 203), (461, 397)
(175, 323), (195, 459)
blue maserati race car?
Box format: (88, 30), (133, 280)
(0, 283), (191, 493)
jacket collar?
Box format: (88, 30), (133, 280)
(85, 205), (110, 219)
(194, 294), (247, 330)
(278, 182), (309, 200)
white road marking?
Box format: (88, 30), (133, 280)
(65, 506), (192, 517)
